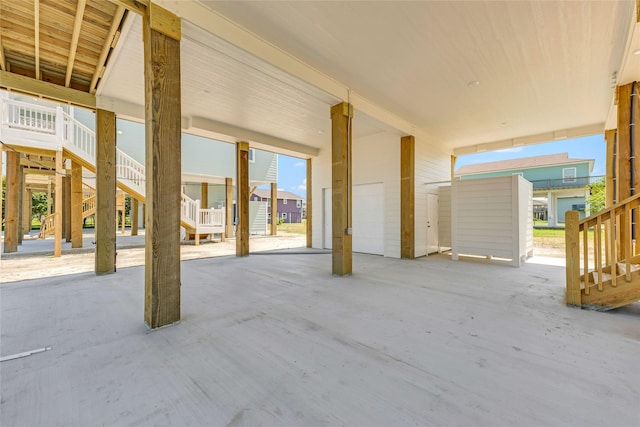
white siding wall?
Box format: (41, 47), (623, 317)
(311, 131), (401, 257)
(415, 141), (451, 257)
(438, 185), (452, 249)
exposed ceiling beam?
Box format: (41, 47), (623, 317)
(34, 0), (40, 79)
(453, 123), (605, 156)
(65, 0), (87, 88)
(0, 71), (96, 108)
(91, 6), (126, 93)
(109, 0), (147, 15)
(0, 39), (6, 71)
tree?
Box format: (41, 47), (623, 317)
(586, 178), (605, 214)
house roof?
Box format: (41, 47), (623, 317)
(253, 189), (303, 201)
(455, 153), (595, 176)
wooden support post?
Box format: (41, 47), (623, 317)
(617, 83), (632, 202)
(270, 182), (277, 235)
(3, 150), (20, 253)
(201, 182), (208, 208)
(63, 174), (72, 242)
(451, 154), (457, 182)
(330, 102), (353, 276)
(54, 151), (63, 257)
(70, 160), (83, 248)
(47, 177), (52, 215)
(605, 129), (616, 207)
(401, 135), (415, 259)
(23, 188), (32, 235)
(225, 177), (233, 238)
(131, 198), (139, 236)
(306, 158), (312, 248)
(143, 3), (182, 328)
(95, 109), (116, 274)
(17, 166), (24, 244)
(565, 210), (581, 306)
(236, 142), (250, 256)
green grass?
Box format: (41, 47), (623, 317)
(277, 220), (306, 235)
(533, 228), (565, 238)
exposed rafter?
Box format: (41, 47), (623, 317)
(109, 0), (147, 15)
(0, 39), (6, 71)
(34, 0), (40, 79)
(0, 71), (96, 108)
(90, 6), (126, 94)
(65, 0), (87, 88)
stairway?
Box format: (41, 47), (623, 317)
(565, 194), (640, 310)
(2, 98), (226, 244)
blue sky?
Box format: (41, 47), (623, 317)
(272, 133), (605, 197)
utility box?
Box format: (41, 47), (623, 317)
(451, 175), (533, 267)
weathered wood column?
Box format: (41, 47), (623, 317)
(306, 158), (312, 248)
(236, 142), (250, 256)
(17, 165), (24, 244)
(23, 188), (32, 235)
(95, 109), (117, 273)
(3, 150), (20, 253)
(201, 182), (208, 208)
(270, 182), (277, 235)
(401, 135), (415, 259)
(225, 177), (233, 238)
(604, 129), (616, 207)
(131, 198), (139, 236)
(63, 173), (72, 242)
(70, 160), (83, 248)
(330, 102), (353, 276)
(143, 3), (182, 328)
(54, 151), (63, 257)
(565, 210), (581, 306)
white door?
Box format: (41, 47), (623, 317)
(427, 193), (439, 254)
(323, 184), (384, 255)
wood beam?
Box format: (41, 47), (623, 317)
(0, 71), (96, 108)
(91, 6), (126, 94)
(95, 109), (117, 274)
(0, 38), (6, 71)
(3, 151), (20, 253)
(24, 189), (32, 235)
(65, 0), (87, 88)
(17, 166), (24, 245)
(270, 182), (277, 235)
(54, 150), (63, 257)
(201, 182), (208, 208)
(225, 177), (233, 238)
(401, 135), (415, 259)
(110, 0), (148, 16)
(605, 129), (616, 207)
(131, 197), (139, 236)
(143, 4), (181, 328)
(617, 83), (633, 202)
(236, 142), (250, 256)
(70, 161), (83, 248)
(64, 174), (72, 242)
(306, 158), (312, 248)
(330, 102), (353, 276)
(34, 0), (40, 80)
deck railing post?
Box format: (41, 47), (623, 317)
(565, 210), (582, 306)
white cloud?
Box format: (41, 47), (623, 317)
(297, 178), (307, 191)
(294, 161), (305, 167)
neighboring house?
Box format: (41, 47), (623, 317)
(455, 153), (595, 225)
(251, 189), (304, 223)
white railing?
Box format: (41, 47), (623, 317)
(2, 99), (57, 134)
(116, 150), (145, 196)
(181, 193), (198, 229)
(199, 208), (225, 232)
(61, 110), (96, 162)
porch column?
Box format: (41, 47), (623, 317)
(46, 177), (52, 215)
(270, 182), (277, 235)
(330, 102), (353, 276)
(201, 182), (208, 208)
(236, 142), (250, 256)
(131, 198), (139, 236)
(95, 109), (116, 274)
(225, 177), (233, 238)
(306, 158), (312, 248)
(54, 150), (63, 257)
(71, 160), (83, 248)
(401, 135), (415, 259)
(604, 129), (616, 207)
(143, 3), (182, 328)
(3, 150), (20, 253)
(23, 188), (32, 236)
(63, 173), (72, 242)
(17, 165), (24, 245)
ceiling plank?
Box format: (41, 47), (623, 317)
(34, 0), (40, 79)
(0, 39), (6, 70)
(0, 70), (96, 108)
(65, 0), (87, 87)
(109, 0), (147, 16)
(90, 5), (126, 93)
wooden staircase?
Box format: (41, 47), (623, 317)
(566, 193), (640, 310)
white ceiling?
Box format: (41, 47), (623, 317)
(97, 0), (639, 158)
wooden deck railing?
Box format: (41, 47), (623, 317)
(38, 213), (59, 239)
(565, 192), (640, 305)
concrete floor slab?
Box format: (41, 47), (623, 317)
(1, 252), (638, 426)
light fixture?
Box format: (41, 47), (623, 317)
(467, 80), (480, 88)
(633, 48), (640, 56)
(117, 130), (123, 135)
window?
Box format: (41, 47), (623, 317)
(296, 200), (302, 208)
(563, 167), (577, 183)
(281, 212), (287, 219)
(248, 148), (255, 163)
(283, 199), (287, 205)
